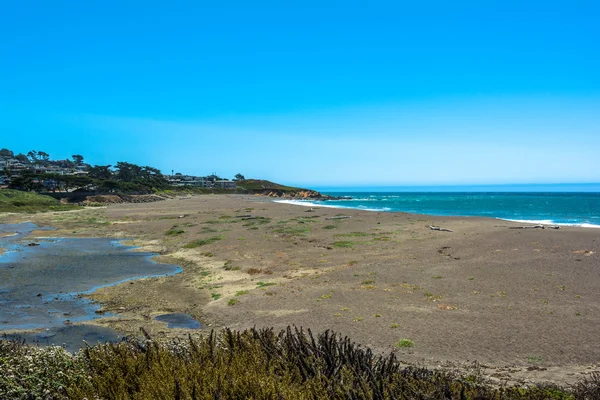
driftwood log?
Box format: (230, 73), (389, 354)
(509, 224), (560, 230)
(429, 226), (454, 232)
(325, 216), (351, 220)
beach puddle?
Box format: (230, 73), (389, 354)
(0, 222), (181, 335)
(154, 313), (202, 329)
(2, 325), (122, 353)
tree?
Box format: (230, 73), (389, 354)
(72, 154), (84, 165)
(87, 165), (113, 180)
(233, 173), (245, 181)
(15, 153), (29, 163)
(0, 148), (14, 158)
(8, 169), (44, 192)
(27, 150), (38, 164)
(115, 162), (142, 182)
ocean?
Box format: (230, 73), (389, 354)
(276, 185), (600, 228)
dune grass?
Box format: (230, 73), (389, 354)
(1, 327), (594, 399)
(0, 189), (78, 213)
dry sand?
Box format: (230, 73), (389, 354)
(2, 194), (599, 385)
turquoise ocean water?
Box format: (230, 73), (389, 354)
(276, 184), (600, 228)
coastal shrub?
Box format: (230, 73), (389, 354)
(183, 235), (224, 248)
(0, 327), (593, 399)
(165, 226), (185, 236)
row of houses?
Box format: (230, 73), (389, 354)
(1, 156), (89, 187)
(1, 156), (237, 190)
(164, 174), (236, 189)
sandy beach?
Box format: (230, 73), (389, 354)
(2, 194), (599, 385)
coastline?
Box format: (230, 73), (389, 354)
(274, 195), (600, 228)
(1, 194), (599, 385)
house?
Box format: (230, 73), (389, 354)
(214, 180), (236, 189)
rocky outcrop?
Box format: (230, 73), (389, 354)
(263, 190), (342, 200)
(81, 194), (169, 205)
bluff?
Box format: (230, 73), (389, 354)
(236, 180), (340, 200)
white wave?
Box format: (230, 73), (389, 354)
(501, 218), (600, 228)
(273, 200), (392, 212)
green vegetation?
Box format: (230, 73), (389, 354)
(332, 241), (355, 248)
(165, 226), (185, 236)
(397, 339), (415, 348)
(235, 179), (306, 193)
(5, 328), (589, 399)
(243, 217), (272, 226)
(256, 281), (276, 288)
(211, 293), (221, 300)
(323, 224), (337, 230)
(228, 298), (239, 306)
(183, 235), (224, 248)
(0, 189), (78, 212)
(272, 225), (311, 236)
(334, 231), (371, 237)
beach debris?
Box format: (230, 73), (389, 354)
(326, 216), (351, 220)
(234, 214), (253, 218)
(429, 226), (454, 232)
(305, 208), (316, 212)
(27, 242), (40, 246)
(509, 225), (560, 230)
(178, 215), (186, 218)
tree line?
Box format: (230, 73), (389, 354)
(1, 148), (247, 193)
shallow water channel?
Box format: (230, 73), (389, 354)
(0, 222), (183, 350)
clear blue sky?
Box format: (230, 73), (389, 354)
(2, 1), (599, 187)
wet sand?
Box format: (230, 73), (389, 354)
(1, 194), (599, 385)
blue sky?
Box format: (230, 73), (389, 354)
(1, 1), (599, 187)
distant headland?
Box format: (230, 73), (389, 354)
(0, 148), (336, 207)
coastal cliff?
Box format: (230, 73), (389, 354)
(236, 179), (340, 200)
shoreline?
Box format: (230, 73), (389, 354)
(273, 197), (600, 228)
(1, 194), (599, 385)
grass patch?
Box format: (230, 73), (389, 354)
(334, 232), (371, 238)
(235, 290), (249, 296)
(332, 241), (355, 248)
(183, 235), (224, 248)
(396, 339), (414, 348)
(322, 225), (337, 230)
(257, 282), (276, 288)
(211, 293), (221, 300)
(228, 298), (239, 306)
(200, 252), (214, 257)
(200, 226), (218, 233)
(0, 189), (79, 213)
(243, 217), (272, 226)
